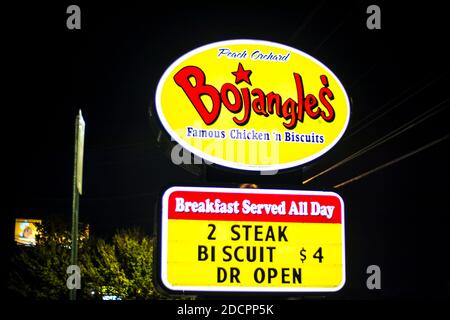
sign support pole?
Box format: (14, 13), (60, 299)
(70, 110), (85, 300)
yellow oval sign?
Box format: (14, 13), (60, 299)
(155, 40), (350, 171)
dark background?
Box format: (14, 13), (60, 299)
(4, 0), (449, 302)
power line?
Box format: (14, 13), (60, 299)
(311, 15), (349, 54)
(287, 1), (326, 44)
(348, 63), (377, 90)
(344, 73), (444, 141)
(303, 98), (449, 184)
(333, 134), (449, 189)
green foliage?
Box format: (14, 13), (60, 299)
(9, 219), (74, 299)
(80, 228), (163, 300)
(9, 221), (164, 300)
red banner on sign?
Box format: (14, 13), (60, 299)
(165, 188), (342, 224)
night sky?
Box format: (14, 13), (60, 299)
(5, 1), (449, 301)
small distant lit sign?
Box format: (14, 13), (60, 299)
(14, 218), (42, 246)
(102, 295), (122, 301)
(160, 186), (345, 292)
(155, 39), (350, 171)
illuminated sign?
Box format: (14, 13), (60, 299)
(155, 40), (350, 171)
(14, 218), (42, 246)
(161, 186), (345, 292)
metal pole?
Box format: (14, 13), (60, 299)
(70, 110), (84, 300)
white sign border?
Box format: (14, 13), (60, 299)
(161, 186), (346, 292)
(155, 39), (351, 172)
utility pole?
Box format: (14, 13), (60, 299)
(70, 110), (85, 300)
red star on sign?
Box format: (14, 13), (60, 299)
(232, 63), (252, 85)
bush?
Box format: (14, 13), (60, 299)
(9, 221), (163, 300)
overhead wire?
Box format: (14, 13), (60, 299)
(288, 1), (445, 188)
(287, 0), (326, 44)
(302, 98), (449, 184)
(333, 134), (449, 189)
(311, 16), (349, 55)
(343, 73), (445, 142)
